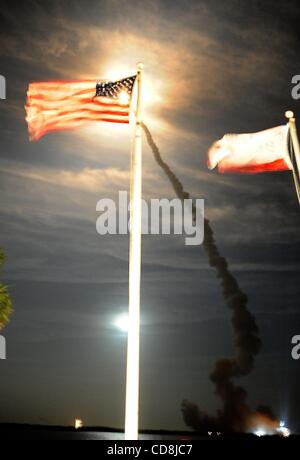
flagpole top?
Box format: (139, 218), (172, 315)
(285, 110), (295, 120)
(137, 63), (144, 72)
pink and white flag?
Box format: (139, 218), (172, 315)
(208, 125), (292, 174)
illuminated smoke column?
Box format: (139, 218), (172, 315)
(142, 123), (276, 433)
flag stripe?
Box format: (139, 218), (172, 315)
(41, 108), (130, 119)
(30, 115), (130, 141)
(218, 159), (290, 174)
(29, 88), (94, 98)
(46, 113), (130, 125)
(29, 99), (130, 110)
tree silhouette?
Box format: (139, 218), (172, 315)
(0, 249), (12, 330)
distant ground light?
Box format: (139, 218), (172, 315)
(75, 419), (83, 430)
(254, 421), (290, 438)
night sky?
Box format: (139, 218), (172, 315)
(0, 0), (300, 432)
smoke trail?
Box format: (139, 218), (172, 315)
(142, 123), (274, 433)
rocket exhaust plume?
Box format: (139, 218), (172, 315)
(142, 123), (277, 433)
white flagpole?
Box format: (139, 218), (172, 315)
(125, 63), (143, 441)
(285, 111), (300, 206)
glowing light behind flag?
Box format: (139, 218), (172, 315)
(208, 125), (293, 174)
(25, 77), (136, 141)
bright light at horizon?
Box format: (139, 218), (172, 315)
(277, 421), (291, 437)
(75, 419), (83, 430)
(254, 429), (266, 437)
(253, 421), (291, 438)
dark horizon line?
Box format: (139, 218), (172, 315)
(0, 423), (299, 437)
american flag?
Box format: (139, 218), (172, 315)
(25, 75), (137, 141)
(95, 76), (136, 99)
